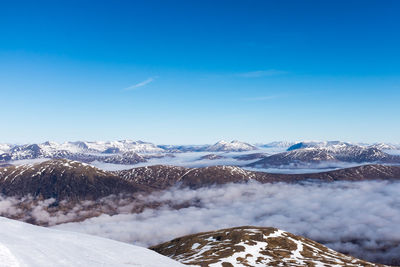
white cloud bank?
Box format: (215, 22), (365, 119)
(54, 181), (400, 265)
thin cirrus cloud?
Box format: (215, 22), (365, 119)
(124, 77), (157, 91)
(239, 69), (288, 78)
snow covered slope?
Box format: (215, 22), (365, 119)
(0, 144), (11, 155)
(206, 140), (258, 152)
(250, 141), (400, 168)
(0, 216), (185, 267)
(0, 140), (164, 163)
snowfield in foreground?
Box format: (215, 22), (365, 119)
(0, 216), (185, 267)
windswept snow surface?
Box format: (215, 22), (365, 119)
(0, 216), (185, 267)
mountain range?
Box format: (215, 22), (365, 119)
(248, 142), (400, 168)
(1, 140), (399, 169)
(0, 140), (258, 164)
(2, 159), (400, 201)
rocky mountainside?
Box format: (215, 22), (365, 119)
(102, 151), (148, 164)
(200, 153), (226, 160)
(151, 226), (384, 266)
(0, 159), (148, 200)
(1, 160), (400, 200)
(116, 165), (189, 190)
(116, 163), (400, 190)
(116, 165), (254, 190)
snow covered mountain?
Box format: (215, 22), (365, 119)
(151, 226), (381, 266)
(287, 141), (400, 152)
(0, 216), (185, 267)
(369, 142), (400, 150)
(250, 142), (400, 168)
(0, 140), (164, 164)
(2, 140), (399, 168)
(286, 141), (354, 151)
(261, 141), (296, 148)
(82, 140), (164, 153)
(206, 140), (258, 152)
(0, 144), (12, 155)
(157, 144), (208, 152)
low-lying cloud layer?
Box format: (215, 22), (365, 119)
(0, 194), (145, 226)
(52, 181), (400, 265)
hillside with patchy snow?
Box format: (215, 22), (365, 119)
(151, 226), (385, 266)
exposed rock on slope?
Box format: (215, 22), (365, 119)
(0, 159), (148, 200)
(151, 226), (384, 266)
(102, 152), (147, 164)
(1, 160), (400, 201)
(116, 165), (253, 189)
(116, 164), (400, 190)
(116, 165), (189, 190)
(200, 154), (226, 160)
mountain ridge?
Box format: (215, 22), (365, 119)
(150, 226), (387, 266)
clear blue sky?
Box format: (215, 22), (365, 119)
(1, 0), (399, 144)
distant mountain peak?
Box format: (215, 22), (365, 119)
(206, 140), (258, 152)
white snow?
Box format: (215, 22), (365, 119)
(206, 140), (258, 152)
(0, 216), (185, 267)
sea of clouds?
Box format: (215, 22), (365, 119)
(51, 180), (400, 265)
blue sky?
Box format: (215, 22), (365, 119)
(1, 0), (399, 144)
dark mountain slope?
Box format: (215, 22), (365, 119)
(116, 164), (400, 190)
(0, 159), (149, 200)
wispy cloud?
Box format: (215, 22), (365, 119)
(124, 77), (156, 91)
(239, 69), (287, 78)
